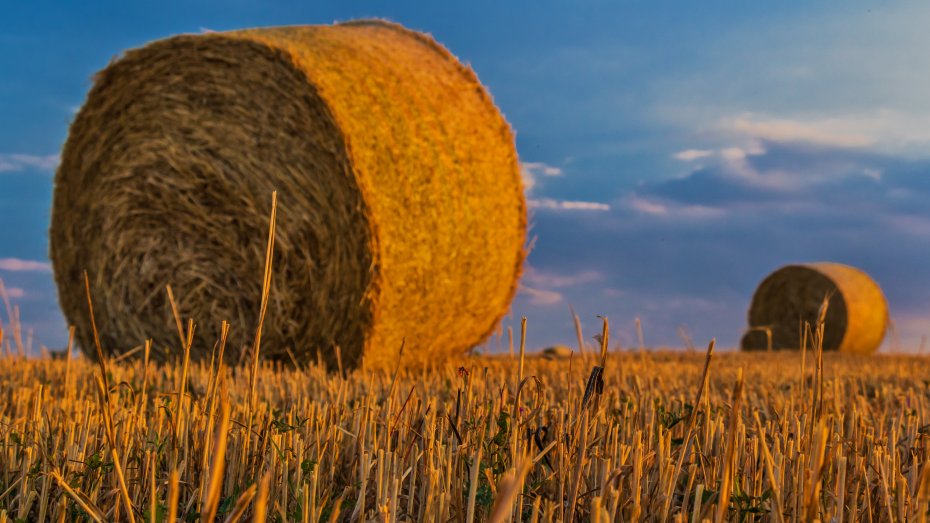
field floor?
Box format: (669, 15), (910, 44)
(1, 348), (929, 522)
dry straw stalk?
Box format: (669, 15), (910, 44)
(2, 347), (930, 521)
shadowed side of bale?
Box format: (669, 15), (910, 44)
(50, 20), (525, 369)
(741, 263), (887, 354)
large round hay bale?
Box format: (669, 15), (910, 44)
(50, 20), (526, 369)
(740, 263), (887, 354)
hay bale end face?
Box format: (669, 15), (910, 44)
(50, 20), (526, 369)
(741, 263), (887, 354)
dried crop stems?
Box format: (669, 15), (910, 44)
(741, 262), (888, 354)
(5, 346), (930, 521)
(50, 20), (526, 369)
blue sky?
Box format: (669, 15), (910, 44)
(3, 1), (930, 352)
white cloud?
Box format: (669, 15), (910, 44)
(523, 267), (603, 288)
(519, 286), (563, 306)
(528, 198), (610, 212)
(519, 268), (601, 308)
(719, 141), (765, 159)
(523, 161), (564, 177)
(674, 149), (714, 161)
(673, 142), (814, 192)
(671, 138), (876, 192)
(625, 195), (725, 219)
(722, 114), (874, 149)
(520, 161), (609, 212)
(653, 4), (930, 158)
(713, 144), (800, 190)
(0, 258), (52, 272)
(520, 161), (564, 192)
(0, 154), (59, 173)
(627, 196), (668, 216)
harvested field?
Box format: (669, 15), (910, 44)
(1, 334), (928, 522)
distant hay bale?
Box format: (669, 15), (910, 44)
(741, 263), (887, 354)
(541, 345), (573, 360)
(50, 20), (526, 369)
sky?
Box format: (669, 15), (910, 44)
(2, 0), (930, 353)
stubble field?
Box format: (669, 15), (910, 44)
(1, 329), (928, 523)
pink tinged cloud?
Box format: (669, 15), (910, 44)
(720, 114), (875, 149)
(520, 268), (603, 306)
(5, 287), (25, 299)
(673, 149), (714, 161)
(523, 267), (603, 288)
(520, 286), (564, 306)
(0, 258), (52, 272)
(628, 196), (669, 216)
(626, 196), (725, 219)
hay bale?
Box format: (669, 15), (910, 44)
(50, 20), (526, 369)
(540, 345), (573, 360)
(740, 263), (887, 354)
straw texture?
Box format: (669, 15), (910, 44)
(50, 20), (526, 368)
(741, 263), (887, 354)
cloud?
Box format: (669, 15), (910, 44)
(660, 138), (893, 195)
(879, 214), (930, 239)
(722, 114), (874, 149)
(649, 4), (930, 164)
(0, 258), (52, 272)
(674, 149), (714, 161)
(523, 267), (603, 288)
(627, 196), (668, 215)
(715, 144), (797, 190)
(519, 286), (563, 306)
(520, 161), (564, 192)
(4, 287), (24, 299)
(521, 160), (611, 212)
(517, 267), (604, 311)
(518, 267), (604, 308)
(716, 112), (930, 156)
(511, 136), (930, 350)
(624, 195), (725, 219)
(0, 154), (59, 173)
(522, 161), (564, 178)
(528, 198), (610, 212)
